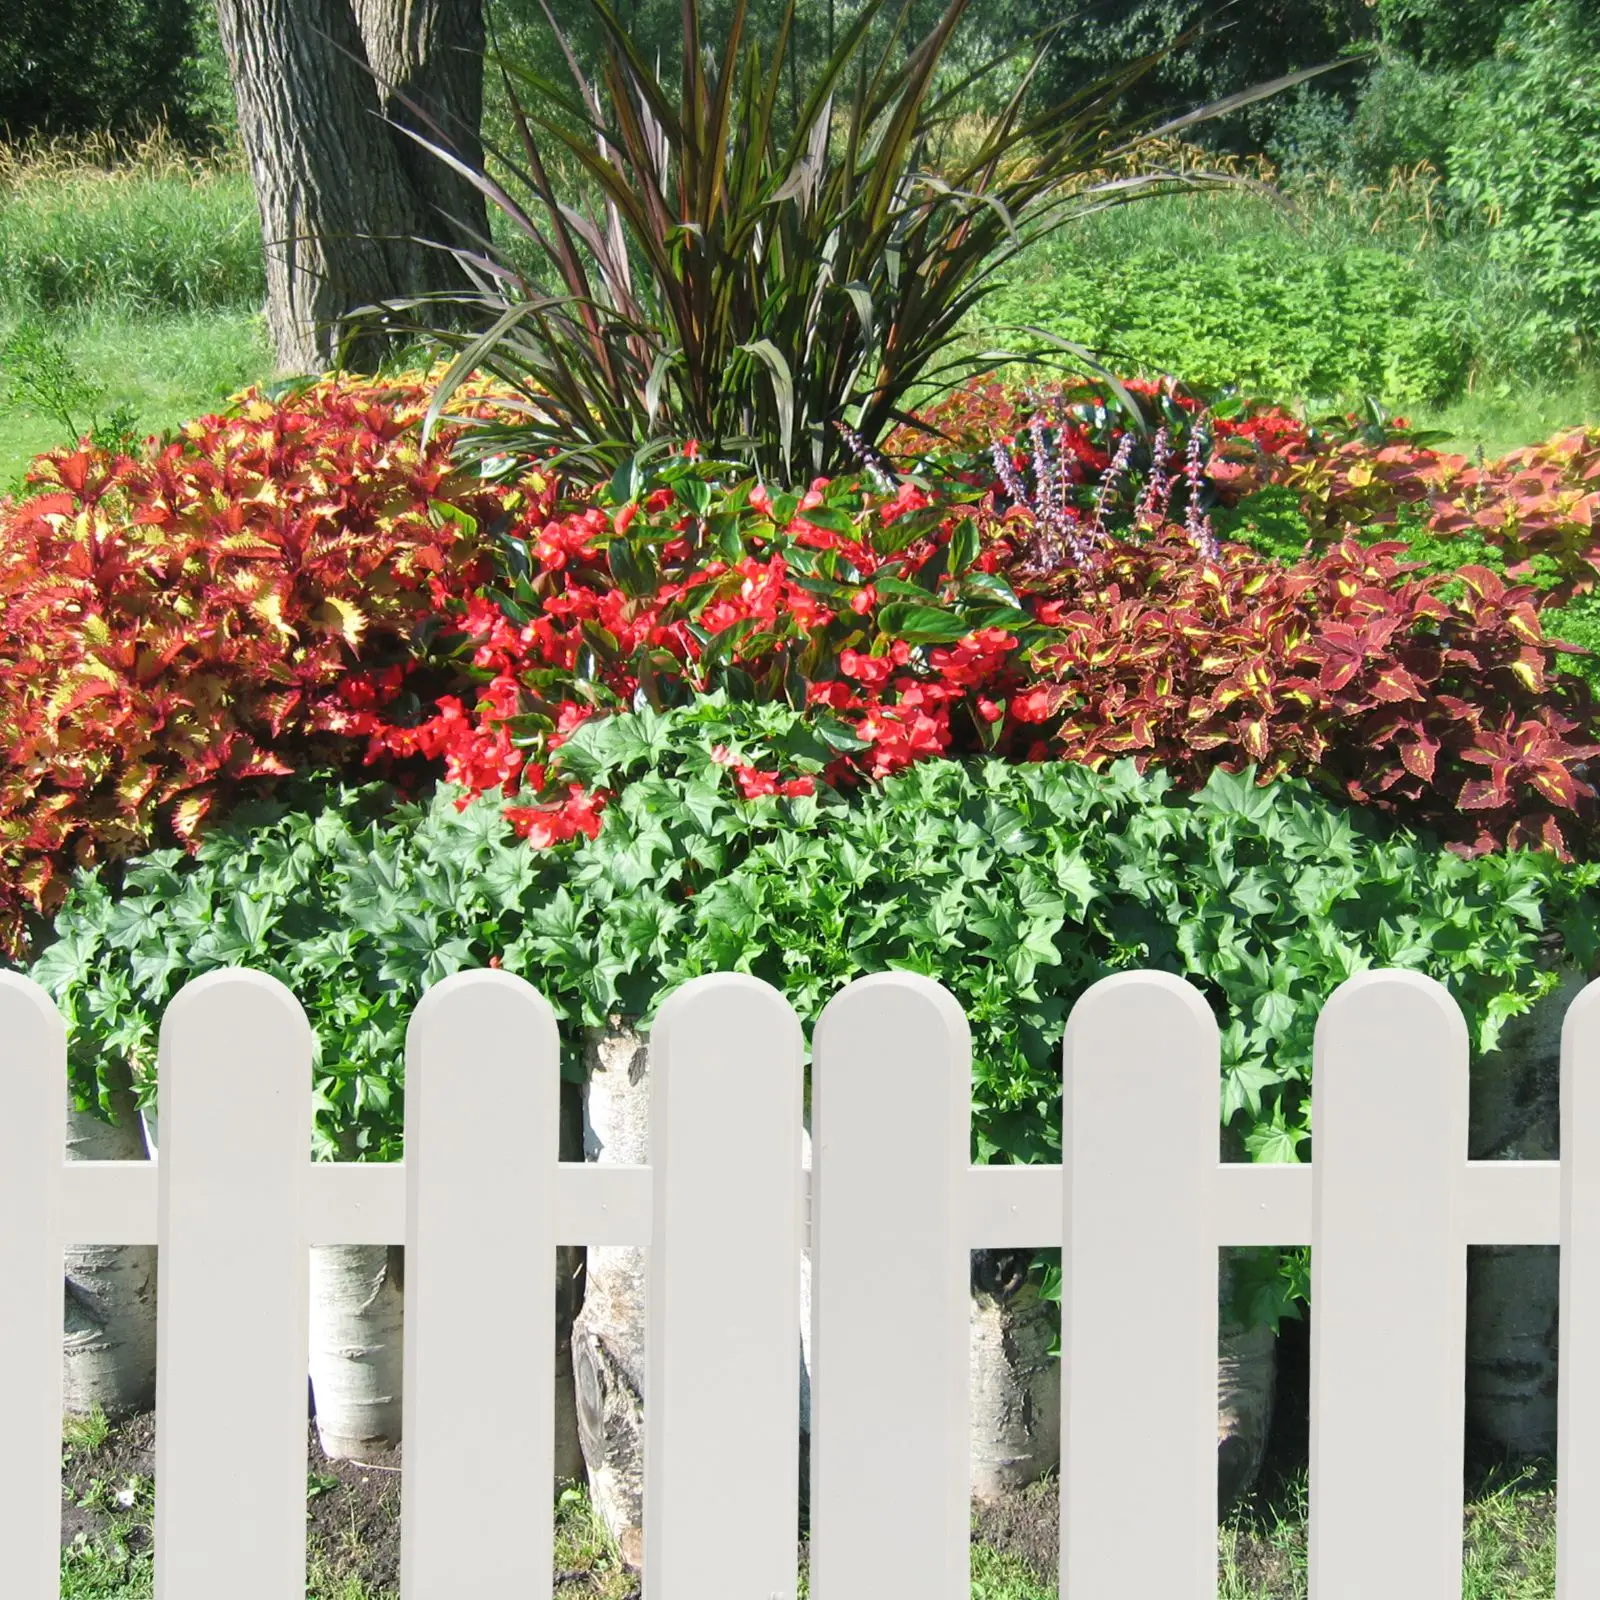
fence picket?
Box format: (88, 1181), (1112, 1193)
(808, 972), (972, 1600)
(152, 969), (313, 1600)
(8, 963), (1596, 1598)
(643, 973), (806, 1600)
(1559, 976), (1600, 1598)
(1058, 971), (1220, 1599)
(398, 969), (561, 1597)
(1309, 970), (1467, 1600)
(0, 974), (67, 1600)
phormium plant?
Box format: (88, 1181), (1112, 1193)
(383, 0), (1339, 483)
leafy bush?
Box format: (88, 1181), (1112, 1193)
(0, 0), (213, 146)
(30, 698), (1600, 1337)
(980, 234), (1468, 404)
(1447, 0), (1600, 352)
(0, 377), (505, 960)
(332, 382), (1600, 863)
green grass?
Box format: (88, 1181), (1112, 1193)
(53, 1447), (1562, 1600)
(0, 308), (273, 490)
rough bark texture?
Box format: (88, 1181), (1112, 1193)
(214, 0), (485, 373)
(308, 1244), (407, 1459)
(1463, 959), (1579, 1458)
(969, 1252), (1062, 1500)
(572, 1020), (652, 1572)
(353, 0), (489, 250)
(63, 1062), (157, 1419)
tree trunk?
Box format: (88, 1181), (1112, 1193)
(63, 1063), (158, 1420)
(572, 1019), (651, 1572)
(309, 1243), (407, 1458)
(1217, 1246), (1277, 1515)
(213, 0), (486, 374)
(352, 0), (490, 250)
(1463, 960), (1579, 1458)
(969, 1251), (1062, 1500)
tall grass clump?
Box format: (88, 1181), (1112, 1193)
(0, 129), (263, 316)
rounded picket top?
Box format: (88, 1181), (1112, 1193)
(403, 967), (562, 1156)
(1312, 967), (1468, 1137)
(1062, 968), (1220, 1080)
(1562, 971), (1600, 1085)
(158, 964), (313, 1063)
(1315, 964), (1467, 1056)
(0, 968), (67, 1096)
(815, 969), (970, 1064)
(404, 965), (559, 1066)
(651, 969), (802, 1059)
(157, 967), (315, 1146)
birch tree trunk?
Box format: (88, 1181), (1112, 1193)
(1463, 959), (1579, 1457)
(213, 0), (486, 373)
(63, 1060), (157, 1419)
(308, 1242), (407, 1458)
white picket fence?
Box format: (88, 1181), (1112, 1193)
(1, 963), (1598, 1599)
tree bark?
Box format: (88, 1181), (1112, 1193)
(353, 0), (490, 251)
(213, 0), (486, 374)
(63, 1063), (158, 1421)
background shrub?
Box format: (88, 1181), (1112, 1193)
(0, 0), (220, 147)
(980, 230), (1467, 404)
(1447, 0), (1600, 355)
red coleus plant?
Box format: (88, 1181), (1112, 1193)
(1008, 537), (1599, 855)
(0, 376), (509, 960)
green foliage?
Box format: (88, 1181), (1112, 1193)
(0, 325), (140, 454)
(1447, 0), (1600, 351)
(30, 696), (1599, 1337)
(981, 231), (1467, 404)
(0, 0), (215, 147)
(411, 0), (1279, 484)
(1373, 0), (1524, 69)
(1334, 51), (1461, 180)
(0, 164), (263, 316)
(1014, 0), (1374, 155)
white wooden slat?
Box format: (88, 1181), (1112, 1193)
(398, 970), (561, 1598)
(0, 974), (68, 1600)
(1309, 970), (1467, 1600)
(56, 1151), (1566, 1250)
(808, 973), (972, 1600)
(1058, 972), (1219, 1600)
(1558, 976), (1600, 1598)
(643, 974), (805, 1600)
(153, 969), (313, 1600)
